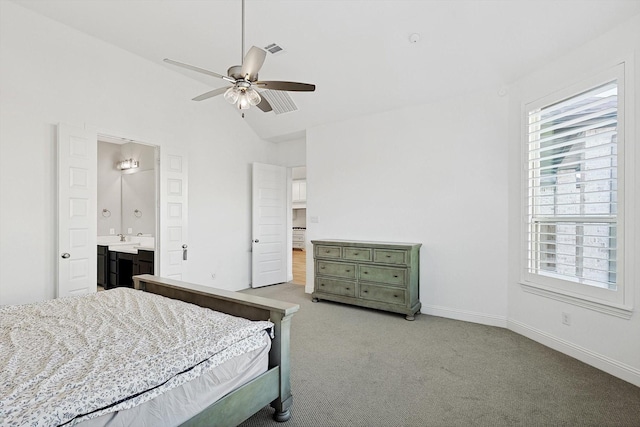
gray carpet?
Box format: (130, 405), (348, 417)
(239, 283), (640, 427)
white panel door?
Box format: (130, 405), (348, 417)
(252, 162), (287, 288)
(57, 123), (97, 297)
(160, 147), (188, 280)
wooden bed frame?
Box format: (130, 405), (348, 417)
(132, 275), (299, 427)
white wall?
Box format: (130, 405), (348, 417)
(0, 2), (275, 304)
(306, 90), (510, 326)
(507, 15), (640, 386)
(272, 137), (306, 168)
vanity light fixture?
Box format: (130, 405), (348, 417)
(116, 158), (139, 170)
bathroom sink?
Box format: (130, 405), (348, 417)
(99, 235), (155, 253)
(108, 244), (139, 254)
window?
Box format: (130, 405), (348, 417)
(523, 65), (629, 311)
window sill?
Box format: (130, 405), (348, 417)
(519, 281), (633, 320)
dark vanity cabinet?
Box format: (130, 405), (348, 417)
(134, 250), (154, 275)
(101, 248), (154, 289)
(97, 245), (108, 287)
(109, 251), (134, 288)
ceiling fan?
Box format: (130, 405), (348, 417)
(163, 0), (315, 113)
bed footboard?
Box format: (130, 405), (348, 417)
(132, 275), (299, 426)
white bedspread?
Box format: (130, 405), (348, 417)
(0, 288), (273, 427)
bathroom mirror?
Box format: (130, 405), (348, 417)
(98, 140), (156, 238)
(122, 170), (155, 235)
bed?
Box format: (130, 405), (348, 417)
(0, 274), (299, 427)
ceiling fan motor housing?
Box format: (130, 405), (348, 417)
(228, 65), (257, 81)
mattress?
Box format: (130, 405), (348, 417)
(75, 332), (271, 427)
(0, 288), (274, 426)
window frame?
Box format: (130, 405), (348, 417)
(520, 63), (633, 318)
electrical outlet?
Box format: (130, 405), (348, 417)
(562, 312), (571, 326)
(211, 273), (216, 280)
(109, 228), (115, 235)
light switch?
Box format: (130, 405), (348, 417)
(128, 228), (133, 234)
(109, 228), (115, 235)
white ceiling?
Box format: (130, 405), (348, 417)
(12, 0), (640, 142)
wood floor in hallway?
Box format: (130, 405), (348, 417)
(292, 249), (306, 285)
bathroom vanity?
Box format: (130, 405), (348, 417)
(97, 237), (155, 289)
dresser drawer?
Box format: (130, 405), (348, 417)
(316, 260), (356, 279)
(360, 283), (406, 305)
(373, 249), (408, 265)
(343, 247), (372, 262)
(315, 278), (356, 297)
(359, 264), (407, 286)
(315, 245), (342, 259)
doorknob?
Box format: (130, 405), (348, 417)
(254, 239), (259, 243)
(182, 244), (188, 261)
(61, 253), (70, 259)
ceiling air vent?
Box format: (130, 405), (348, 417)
(264, 43), (285, 55)
(261, 90), (298, 115)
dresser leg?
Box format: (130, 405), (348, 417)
(312, 297), (319, 302)
(405, 314), (415, 321)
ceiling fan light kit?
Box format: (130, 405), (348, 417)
(224, 85), (261, 110)
(163, 0), (315, 113)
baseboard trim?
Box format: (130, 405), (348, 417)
(421, 304), (508, 328)
(508, 319), (640, 387)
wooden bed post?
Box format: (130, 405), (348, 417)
(269, 309), (294, 421)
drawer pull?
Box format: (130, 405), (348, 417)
(354, 252), (359, 255)
(394, 295), (398, 298)
(321, 283), (325, 286)
(386, 255), (391, 258)
(321, 266), (325, 269)
(363, 290), (368, 293)
(345, 269), (350, 272)
(325, 250), (330, 253)
(346, 287), (350, 290)
(394, 275), (398, 278)
(363, 271), (368, 274)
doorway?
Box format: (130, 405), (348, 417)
(57, 123), (188, 298)
(291, 166), (306, 285)
(97, 137), (158, 290)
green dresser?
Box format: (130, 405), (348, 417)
(311, 240), (421, 320)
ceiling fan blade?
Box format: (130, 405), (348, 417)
(254, 81), (316, 92)
(164, 58), (236, 83)
(256, 96), (273, 113)
(240, 46), (266, 81)
(192, 86), (231, 101)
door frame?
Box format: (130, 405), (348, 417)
(93, 130), (161, 290)
(97, 132), (160, 261)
